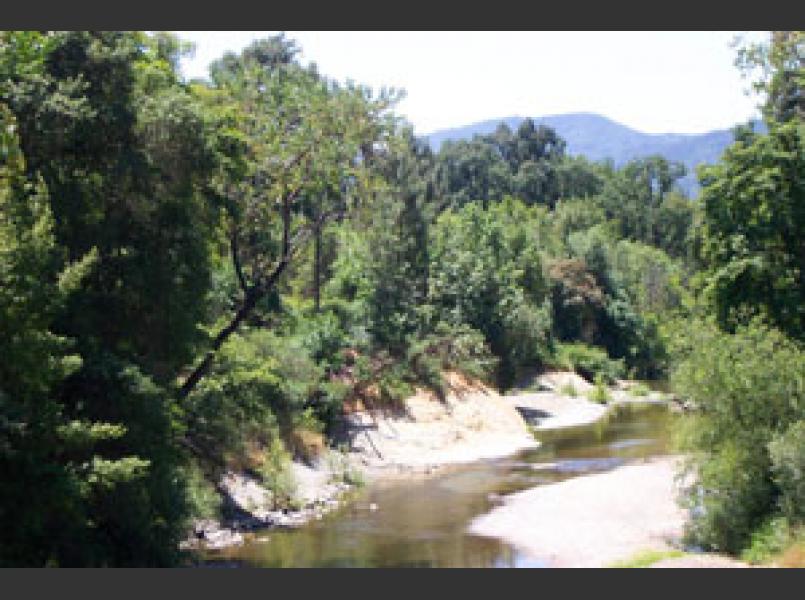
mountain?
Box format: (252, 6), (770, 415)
(425, 112), (765, 197)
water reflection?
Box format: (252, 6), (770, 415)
(204, 403), (673, 568)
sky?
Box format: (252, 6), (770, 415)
(175, 31), (769, 136)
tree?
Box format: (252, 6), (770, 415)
(698, 118), (805, 339)
(597, 155), (688, 252)
(429, 199), (552, 388)
(1, 30), (228, 565)
(178, 37), (398, 399)
(434, 119), (568, 211)
(735, 31), (804, 123)
(672, 320), (805, 553)
(363, 129), (435, 354)
(1, 52), (163, 564)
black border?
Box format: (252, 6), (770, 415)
(3, 563), (801, 598)
(0, 1), (803, 29)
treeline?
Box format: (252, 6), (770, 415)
(0, 31), (802, 566)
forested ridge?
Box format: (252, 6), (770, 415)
(427, 112), (765, 197)
(0, 31), (802, 566)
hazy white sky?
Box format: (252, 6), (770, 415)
(175, 31), (768, 136)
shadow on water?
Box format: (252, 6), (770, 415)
(201, 402), (674, 568)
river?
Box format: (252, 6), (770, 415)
(202, 402), (674, 567)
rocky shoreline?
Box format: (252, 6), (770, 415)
(181, 371), (539, 553)
(182, 370), (674, 554)
(181, 459), (358, 552)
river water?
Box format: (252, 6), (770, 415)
(203, 402), (675, 567)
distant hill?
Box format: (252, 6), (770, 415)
(425, 112), (765, 197)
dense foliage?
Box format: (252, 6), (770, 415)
(672, 321), (804, 553)
(670, 30), (805, 559)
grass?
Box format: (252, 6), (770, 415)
(741, 518), (805, 566)
(586, 373), (611, 404)
(608, 549), (685, 568)
(628, 383), (651, 397)
(326, 446), (367, 488)
(559, 383), (578, 397)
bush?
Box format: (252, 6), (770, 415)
(587, 373), (611, 404)
(409, 322), (496, 383)
(326, 447), (366, 488)
(741, 516), (793, 564)
(769, 420), (805, 523)
(671, 320), (805, 554)
(629, 383), (651, 397)
(183, 331), (289, 463)
(183, 462), (221, 521)
(257, 437), (297, 510)
(609, 549), (685, 568)
(555, 342), (624, 384)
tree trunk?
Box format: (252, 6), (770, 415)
(177, 290), (258, 400)
(177, 196), (294, 401)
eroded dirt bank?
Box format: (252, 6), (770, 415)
(339, 371), (539, 478)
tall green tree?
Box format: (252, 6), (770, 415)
(698, 118), (805, 339)
(735, 31), (804, 123)
(178, 36), (398, 399)
(429, 198), (552, 387)
(597, 155), (689, 254)
(1, 30), (227, 565)
(364, 129), (435, 354)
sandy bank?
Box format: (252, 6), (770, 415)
(341, 371), (539, 478)
(506, 371), (669, 431)
(469, 456), (688, 567)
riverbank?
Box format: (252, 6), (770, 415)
(505, 370), (671, 431)
(467, 376), (752, 568)
(186, 370), (672, 555)
(182, 458), (358, 551)
(338, 370), (539, 480)
(185, 370), (540, 551)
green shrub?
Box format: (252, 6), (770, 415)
(292, 407), (325, 435)
(376, 361), (415, 405)
(768, 421), (805, 523)
(559, 382), (579, 397)
(609, 549), (685, 568)
(407, 322), (497, 391)
(184, 331), (288, 463)
(183, 462), (221, 521)
(671, 320), (805, 554)
(629, 383), (651, 397)
(326, 446), (366, 488)
(257, 438), (297, 510)
(587, 373), (611, 404)
(342, 464), (366, 488)
(555, 342), (624, 384)
(741, 517), (793, 564)
(184, 328), (327, 465)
